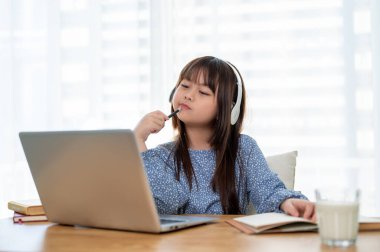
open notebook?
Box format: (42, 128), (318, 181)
(226, 213), (380, 234)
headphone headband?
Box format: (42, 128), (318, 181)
(225, 61), (242, 125)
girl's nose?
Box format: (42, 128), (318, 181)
(184, 88), (195, 101)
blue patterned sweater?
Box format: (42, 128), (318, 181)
(141, 134), (306, 214)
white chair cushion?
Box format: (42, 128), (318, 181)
(246, 150), (298, 214)
(265, 150), (297, 190)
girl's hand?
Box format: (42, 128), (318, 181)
(133, 110), (169, 152)
(280, 198), (316, 222)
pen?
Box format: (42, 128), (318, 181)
(168, 108), (181, 118)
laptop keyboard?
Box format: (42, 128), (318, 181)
(160, 218), (186, 225)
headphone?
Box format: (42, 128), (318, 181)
(225, 61), (243, 125)
(168, 60), (243, 125)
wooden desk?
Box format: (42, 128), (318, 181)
(0, 216), (379, 252)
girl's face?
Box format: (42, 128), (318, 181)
(172, 73), (217, 127)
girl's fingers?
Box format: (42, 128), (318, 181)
(302, 203), (314, 220)
(312, 211), (317, 223)
(135, 110), (168, 138)
(282, 199), (299, 217)
(149, 116), (167, 134)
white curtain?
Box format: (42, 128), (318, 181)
(1, 0), (379, 217)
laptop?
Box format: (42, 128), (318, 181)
(19, 129), (217, 233)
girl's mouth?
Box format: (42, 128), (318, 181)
(179, 104), (191, 110)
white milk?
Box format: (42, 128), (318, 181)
(316, 201), (359, 243)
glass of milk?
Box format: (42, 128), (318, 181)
(315, 188), (360, 247)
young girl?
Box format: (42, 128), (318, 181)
(134, 56), (315, 220)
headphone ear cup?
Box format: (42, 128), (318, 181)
(225, 61), (243, 125)
(169, 87), (176, 103)
(231, 105), (240, 125)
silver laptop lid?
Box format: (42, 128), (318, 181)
(19, 129), (162, 232)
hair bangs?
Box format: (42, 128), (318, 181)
(179, 58), (220, 94)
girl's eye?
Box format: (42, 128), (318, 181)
(180, 83), (189, 88)
(199, 91), (210, 96)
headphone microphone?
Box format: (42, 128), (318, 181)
(225, 61), (242, 125)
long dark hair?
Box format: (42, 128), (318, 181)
(171, 56), (246, 214)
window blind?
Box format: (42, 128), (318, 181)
(170, 0), (376, 215)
